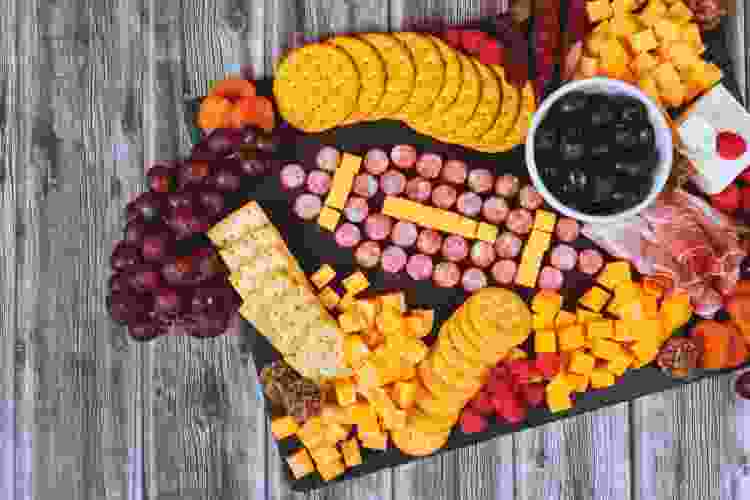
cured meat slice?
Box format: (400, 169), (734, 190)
(381, 245), (408, 273)
(380, 169), (407, 196)
(406, 254), (434, 281)
(391, 144), (418, 169)
(462, 268), (488, 293)
(406, 176), (433, 203)
(467, 169), (494, 194)
(352, 173), (379, 198)
(364, 214), (393, 241)
(506, 209), (533, 235)
(470, 241), (496, 268)
(456, 192), (483, 217)
(495, 174), (520, 197)
(442, 159), (468, 185)
(519, 185), (544, 210)
(442, 235), (469, 262)
(432, 184), (458, 209)
(306, 170), (332, 195)
(293, 193), (322, 220)
(555, 217), (580, 242)
(355, 241), (382, 269)
(335, 223), (362, 248)
(280, 163), (307, 190)
(495, 231), (523, 258)
(316, 146), (341, 172)
(550, 244), (578, 271)
(491, 259), (517, 284)
(416, 153), (443, 179)
(344, 196), (370, 223)
(417, 229), (443, 255)
(482, 196), (509, 224)
(391, 221), (419, 248)
(433, 261), (461, 288)
(577, 248), (604, 275)
(364, 148), (389, 175)
(538, 266), (564, 290)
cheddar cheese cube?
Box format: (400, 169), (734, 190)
(606, 353), (635, 376)
(535, 329), (557, 354)
(627, 29), (659, 54)
(339, 310), (366, 334)
(635, 318), (666, 343)
(547, 390), (573, 412)
(320, 404), (349, 424)
(319, 287), (341, 310)
(569, 351), (596, 376)
(297, 416), (325, 449)
(341, 438), (362, 468)
(614, 281), (640, 303)
(532, 290), (564, 316)
(355, 299), (378, 328)
(271, 416), (299, 440)
(318, 206), (341, 231)
(558, 325), (586, 351)
(641, 294), (660, 318)
(342, 271), (370, 296)
(325, 422), (350, 445)
(590, 368), (616, 389)
(382, 196), (478, 239)
(654, 19), (681, 43)
(586, 0), (613, 22)
(629, 338), (660, 363)
(591, 338), (627, 361)
(335, 377), (357, 406)
(533, 312), (556, 331)
(577, 308), (603, 324)
(668, 1), (693, 22)
(579, 287), (611, 313)
(392, 380), (418, 409)
(311, 264), (336, 289)
(567, 372), (590, 392)
(338, 292), (357, 312)
(385, 408), (408, 430)
(325, 153), (361, 209)
(355, 359), (383, 389)
(613, 320), (636, 342)
(639, 0), (668, 26)
(310, 446), (341, 466)
(361, 327), (383, 349)
(379, 292), (406, 314)
(343, 334), (371, 369)
(376, 307), (403, 335)
(681, 22), (703, 48)
(631, 51), (660, 78)
(586, 319), (614, 339)
(359, 430), (388, 450)
(287, 448), (315, 479)
(555, 310), (577, 329)
(347, 401), (378, 425)
(668, 42), (701, 69)
(476, 222), (499, 243)
(317, 459), (346, 481)
(398, 337), (429, 365)
(533, 210), (557, 233)
(405, 309), (434, 338)
(611, 13), (642, 38)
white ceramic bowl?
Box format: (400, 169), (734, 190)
(525, 78), (673, 224)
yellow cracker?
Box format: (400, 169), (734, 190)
(391, 425), (450, 457)
(429, 52), (482, 137)
(329, 35), (386, 123)
(480, 82), (536, 153)
(473, 65), (521, 150)
(358, 33), (416, 119)
(393, 32), (446, 120)
(449, 59), (502, 142)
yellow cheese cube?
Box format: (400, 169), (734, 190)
(681, 22), (703, 47)
(342, 271), (370, 296)
(318, 206), (341, 231)
(359, 430), (388, 450)
(325, 153), (361, 210)
(398, 337), (429, 365)
(559, 325), (586, 351)
(385, 408), (408, 430)
(639, 0), (668, 26)
(361, 327), (383, 349)
(590, 368), (616, 389)
(579, 287), (611, 313)
(611, 12), (642, 38)
(317, 459), (346, 481)
(347, 401), (377, 424)
(339, 310), (365, 334)
(355, 299), (379, 328)
(533, 210), (557, 233)
(404, 309), (434, 338)
(568, 372), (590, 392)
(555, 310), (578, 329)
(549, 372), (576, 393)
(631, 52), (659, 78)
(634, 318), (666, 343)
(587, 319), (615, 339)
(379, 292), (406, 314)
(614, 281), (640, 303)
(591, 338), (627, 361)
(355, 359), (383, 389)
(392, 380), (418, 409)
(577, 308), (603, 324)
(587, 0), (613, 22)
(668, 1), (693, 22)
(569, 351), (596, 376)
(629, 338), (660, 363)
(476, 222), (499, 243)
(641, 294), (660, 318)
(613, 320), (636, 342)
(271, 416), (299, 440)
(287, 448), (315, 479)
(627, 29), (659, 54)
(343, 334), (371, 369)
(533, 312), (556, 331)
(382, 196), (478, 239)
(341, 438), (362, 468)
(613, 0), (637, 12)
(310, 446), (341, 466)
(338, 292), (357, 312)
(335, 377), (357, 406)
(324, 422), (351, 445)
(535, 330), (557, 354)
(668, 42), (701, 69)
(606, 353), (635, 376)
(515, 259), (540, 288)
(375, 307), (403, 335)
(319, 287), (341, 310)
(546, 388), (573, 412)
(320, 404), (349, 424)
(527, 230), (552, 254)
(311, 264), (336, 289)
(297, 416), (325, 449)
(532, 290), (564, 316)
(653, 19), (680, 43)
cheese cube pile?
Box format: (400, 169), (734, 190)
(579, 0), (722, 109)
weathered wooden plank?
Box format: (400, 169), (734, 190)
(724, 0), (747, 104)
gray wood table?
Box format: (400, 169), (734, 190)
(1, 1), (749, 499)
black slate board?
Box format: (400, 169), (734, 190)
(185, 21), (747, 493)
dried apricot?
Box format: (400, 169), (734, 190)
(197, 95), (232, 129)
(690, 320), (732, 370)
(248, 96), (276, 132)
(732, 280), (750, 297)
(727, 326), (749, 368)
(210, 79), (256, 100)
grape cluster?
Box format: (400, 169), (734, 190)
(107, 126), (281, 341)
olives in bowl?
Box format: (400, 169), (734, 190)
(525, 78), (673, 223)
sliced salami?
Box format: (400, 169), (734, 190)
(577, 249), (604, 275)
(315, 146), (340, 172)
(335, 223), (362, 248)
(491, 259), (518, 284)
(306, 170), (332, 195)
(364, 148), (389, 175)
(355, 241), (382, 269)
(390, 144), (418, 169)
(555, 217), (580, 243)
(506, 208), (534, 235)
(431, 184), (458, 209)
(470, 241), (496, 268)
(391, 221), (419, 248)
(550, 244), (578, 271)
(352, 173), (379, 198)
(293, 193), (322, 220)
(416, 229), (443, 255)
(405, 176), (433, 203)
(415, 153), (443, 179)
(344, 196), (370, 223)
(482, 196), (510, 224)
(433, 261), (461, 288)
(380, 169), (407, 196)
(462, 268), (488, 293)
(364, 214), (393, 241)
(494, 231), (523, 259)
(442, 235), (469, 262)
(280, 163), (306, 190)
(495, 174), (520, 197)
(456, 192), (482, 217)
(519, 185), (544, 210)
(441, 159), (468, 185)
(406, 254), (434, 281)
(381, 245), (408, 273)
(467, 168), (494, 194)
(538, 266), (564, 290)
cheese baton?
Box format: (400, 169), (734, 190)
(382, 196), (478, 239)
(515, 229), (551, 288)
(325, 153), (361, 210)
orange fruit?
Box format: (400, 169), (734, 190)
(197, 95), (233, 129)
(210, 79), (256, 100)
(228, 96), (276, 132)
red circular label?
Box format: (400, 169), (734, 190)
(716, 131), (747, 160)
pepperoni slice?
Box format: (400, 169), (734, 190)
(417, 229), (443, 255)
(406, 177), (433, 203)
(364, 148), (390, 175)
(335, 223), (362, 248)
(550, 244), (578, 271)
(491, 259), (517, 284)
(390, 144), (418, 169)
(442, 235), (469, 262)
(391, 221), (419, 248)
(494, 231), (523, 259)
(381, 245), (408, 273)
(456, 192), (482, 217)
(495, 174), (520, 197)
(506, 209), (533, 235)
(293, 193), (322, 220)
(415, 153), (443, 179)
(355, 241), (382, 269)
(519, 185), (544, 210)
(352, 173), (379, 198)
(577, 249), (604, 275)
(380, 169), (407, 196)
(538, 266), (564, 290)
(432, 184), (458, 209)
(470, 241), (496, 268)
(406, 254), (434, 281)
(555, 217), (580, 243)
(442, 160), (468, 185)
(364, 214), (393, 241)
(344, 196), (370, 223)
(306, 170), (332, 195)
(462, 268), (488, 293)
(482, 196), (509, 224)
(316, 146), (341, 172)
(433, 261), (461, 288)
(467, 169), (494, 194)
(280, 163), (306, 190)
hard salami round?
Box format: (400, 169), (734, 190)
(495, 174), (520, 197)
(433, 261), (461, 288)
(364, 214), (393, 241)
(390, 144), (418, 169)
(344, 196), (370, 223)
(380, 169), (407, 196)
(293, 193), (322, 220)
(506, 209), (533, 235)
(577, 249), (604, 275)
(431, 184), (458, 209)
(335, 223), (362, 248)
(482, 196), (509, 224)
(416, 229), (443, 255)
(555, 217), (580, 243)
(491, 259), (517, 284)
(442, 235), (469, 262)
(519, 185), (544, 210)
(461, 268), (488, 293)
(406, 176), (433, 203)
(391, 221), (419, 248)
(550, 244), (578, 271)
(381, 245), (408, 273)
(470, 241), (496, 268)
(306, 170), (332, 195)
(355, 241), (382, 269)
(467, 169), (494, 194)
(364, 148), (390, 175)
(406, 254), (434, 281)
(353, 173), (379, 198)
(494, 231), (523, 259)
(456, 192), (482, 217)
(316, 146), (340, 172)
(415, 153), (443, 179)
(280, 163), (306, 190)
(441, 159), (468, 185)
(539, 266), (564, 290)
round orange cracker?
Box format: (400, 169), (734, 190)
(417, 360), (467, 402)
(358, 33), (416, 119)
(434, 332), (487, 378)
(415, 387), (465, 419)
(429, 52), (482, 137)
(479, 81), (536, 153)
(450, 58), (502, 142)
(329, 35), (387, 123)
(429, 348), (485, 392)
(453, 306), (513, 365)
(445, 320), (492, 366)
(391, 424), (450, 457)
(474, 65), (521, 150)
(393, 32), (446, 120)
(408, 408), (457, 434)
(465, 287), (532, 347)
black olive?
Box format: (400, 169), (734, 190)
(636, 125), (656, 149)
(590, 102), (616, 128)
(614, 125), (638, 150)
(620, 100), (648, 123)
(560, 136), (586, 162)
(563, 168), (588, 195)
(539, 165), (560, 185)
(536, 126), (557, 152)
(590, 175), (616, 205)
(589, 143), (612, 158)
(613, 159), (644, 177)
(556, 92), (589, 115)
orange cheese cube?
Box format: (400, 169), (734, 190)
(297, 416), (325, 449)
(342, 271), (370, 296)
(577, 308), (603, 324)
(382, 196), (478, 239)
(611, 12), (641, 38)
(613, 320), (637, 342)
(335, 377), (357, 406)
(586, 0), (613, 22)
(533, 312), (556, 331)
(614, 281), (641, 303)
(476, 222), (499, 243)
(546, 379), (574, 412)
(355, 359), (383, 389)
(347, 401), (377, 424)
(344, 334), (371, 369)
(385, 409), (408, 430)
(509, 347), (529, 360)
(319, 287), (341, 310)
(606, 353), (635, 376)
(639, 0), (668, 26)
(567, 372), (590, 392)
(590, 368), (616, 389)
(635, 318), (666, 343)
(641, 277), (665, 298)
(569, 351), (596, 376)
(654, 19), (681, 44)
(629, 338), (660, 363)
(579, 287), (611, 313)
(320, 404), (349, 424)
(580, 56), (600, 78)
(325, 153), (361, 209)
(355, 299), (379, 328)
(399, 337), (429, 365)
(668, 1), (693, 22)
(535, 329), (557, 354)
(359, 430), (388, 450)
(630, 52), (659, 78)
(271, 416), (299, 440)
(533, 210), (557, 233)
(379, 292), (406, 314)
(317, 459), (346, 481)
(310, 446), (341, 466)
(376, 307), (403, 335)
(591, 338), (627, 361)
(392, 380), (418, 409)
(339, 310), (366, 334)
(338, 292), (357, 312)
(587, 319), (615, 339)
(681, 22), (703, 48)
(361, 327), (383, 349)
(558, 325), (586, 351)
(585, 32), (609, 57)
(641, 294), (660, 318)
(405, 309), (434, 338)
(555, 310), (577, 329)
(549, 372), (575, 394)
(325, 422), (351, 445)
(287, 448), (315, 479)
(318, 206), (341, 232)
(341, 438), (362, 468)
(311, 264), (336, 289)
(627, 29), (658, 54)
(532, 290), (564, 316)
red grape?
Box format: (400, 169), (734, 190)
(191, 286), (239, 314)
(128, 264), (162, 292)
(239, 152), (269, 177)
(107, 292), (150, 324)
(198, 191), (225, 217)
(736, 371), (750, 399)
(161, 256), (196, 285)
(186, 313), (229, 338)
(148, 165), (176, 193)
(126, 192), (163, 222)
(206, 128), (244, 156)
(178, 160), (211, 186)
(128, 322), (163, 341)
(124, 219), (149, 245)
(241, 126), (258, 145)
(167, 207), (208, 239)
(167, 192), (195, 212)
(154, 288), (182, 315)
(210, 169), (242, 192)
(141, 232), (172, 262)
(194, 247), (226, 282)
(254, 132), (280, 153)
(110, 242), (143, 271)
(108, 273), (131, 294)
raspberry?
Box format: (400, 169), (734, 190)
(443, 29), (462, 49)
(519, 383), (546, 408)
(460, 30), (488, 55)
(460, 409), (488, 434)
(498, 395), (528, 424)
(478, 38), (504, 66)
(508, 359), (537, 384)
(535, 352), (562, 378)
(717, 131), (747, 160)
(486, 376), (514, 401)
(470, 390), (495, 416)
